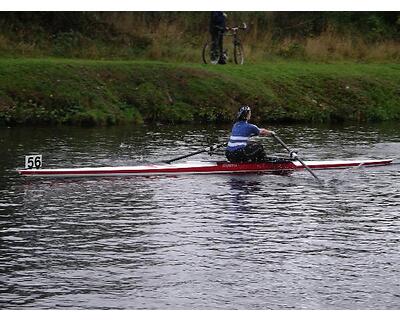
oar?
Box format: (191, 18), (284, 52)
(164, 142), (225, 164)
(271, 132), (323, 183)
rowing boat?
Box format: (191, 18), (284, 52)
(17, 158), (393, 178)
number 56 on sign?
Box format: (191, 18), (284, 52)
(25, 155), (42, 169)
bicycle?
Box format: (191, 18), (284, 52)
(202, 22), (247, 65)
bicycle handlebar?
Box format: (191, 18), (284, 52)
(227, 22), (247, 31)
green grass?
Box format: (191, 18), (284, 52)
(0, 58), (399, 125)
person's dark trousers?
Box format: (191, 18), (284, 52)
(225, 142), (266, 163)
(210, 29), (224, 63)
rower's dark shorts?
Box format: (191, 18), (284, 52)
(226, 142), (266, 163)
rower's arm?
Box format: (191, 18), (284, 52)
(259, 128), (275, 136)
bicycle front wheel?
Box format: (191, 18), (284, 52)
(202, 42), (219, 64)
(234, 42), (244, 65)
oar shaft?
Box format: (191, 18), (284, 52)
(271, 133), (322, 183)
(294, 156), (321, 181)
(272, 134), (291, 153)
(164, 149), (208, 164)
(164, 143), (224, 164)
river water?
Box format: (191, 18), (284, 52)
(0, 123), (399, 309)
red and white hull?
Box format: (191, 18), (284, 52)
(17, 159), (393, 178)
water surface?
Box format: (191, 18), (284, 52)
(0, 123), (399, 309)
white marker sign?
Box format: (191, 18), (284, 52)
(25, 155), (42, 169)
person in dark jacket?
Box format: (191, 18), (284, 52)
(209, 11), (227, 64)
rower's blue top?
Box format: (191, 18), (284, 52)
(226, 121), (260, 151)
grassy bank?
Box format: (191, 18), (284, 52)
(0, 58), (399, 126)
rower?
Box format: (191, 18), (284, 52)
(225, 105), (274, 163)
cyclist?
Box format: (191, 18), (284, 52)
(226, 106), (275, 163)
(209, 11), (227, 64)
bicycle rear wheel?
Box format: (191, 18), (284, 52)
(234, 42), (244, 65)
(202, 42), (219, 64)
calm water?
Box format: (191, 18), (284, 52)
(0, 123), (399, 309)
